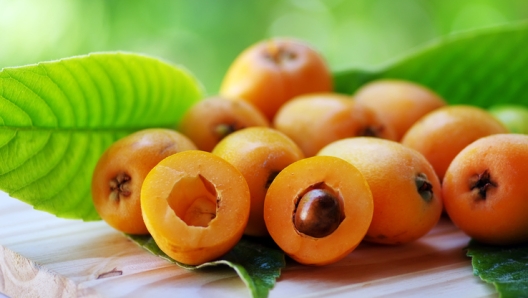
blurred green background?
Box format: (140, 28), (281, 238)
(1, 0), (527, 95)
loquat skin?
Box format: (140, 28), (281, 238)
(273, 93), (397, 157)
(219, 38), (333, 121)
(141, 150), (251, 265)
(178, 96), (269, 152)
(91, 128), (197, 235)
(212, 127), (304, 237)
(264, 155), (374, 266)
(443, 134), (528, 245)
(401, 105), (508, 182)
(353, 79), (446, 141)
(318, 137), (443, 245)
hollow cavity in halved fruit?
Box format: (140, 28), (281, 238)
(167, 174), (218, 227)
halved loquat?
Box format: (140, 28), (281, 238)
(212, 127), (304, 237)
(140, 150), (250, 265)
(318, 137), (443, 245)
(443, 134), (528, 245)
(264, 155), (374, 266)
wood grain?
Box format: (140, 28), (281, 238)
(0, 191), (497, 298)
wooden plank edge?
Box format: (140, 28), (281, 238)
(0, 245), (100, 298)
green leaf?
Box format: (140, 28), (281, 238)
(0, 52), (204, 220)
(467, 241), (528, 298)
(333, 21), (528, 108)
(126, 234), (285, 298)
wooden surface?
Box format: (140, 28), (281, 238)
(0, 191), (497, 298)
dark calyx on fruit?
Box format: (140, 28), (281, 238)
(263, 43), (297, 65)
(109, 172), (132, 202)
(415, 173), (433, 202)
(214, 123), (239, 141)
(469, 169), (497, 199)
(358, 125), (385, 138)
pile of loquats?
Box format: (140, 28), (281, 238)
(91, 38), (528, 267)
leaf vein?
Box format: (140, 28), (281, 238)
(3, 69), (59, 127)
(0, 130), (53, 179)
(12, 132), (73, 202)
(90, 56), (121, 126)
(71, 56), (105, 127)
